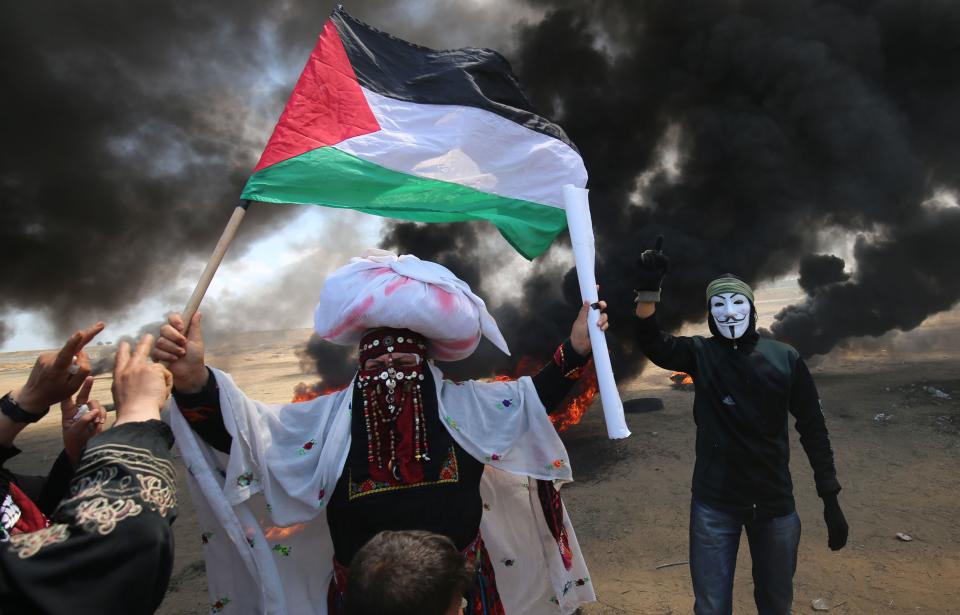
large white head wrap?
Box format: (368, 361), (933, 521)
(314, 250), (510, 362)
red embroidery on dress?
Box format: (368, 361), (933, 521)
(180, 405), (218, 423)
(553, 344), (584, 380)
(348, 446), (460, 500)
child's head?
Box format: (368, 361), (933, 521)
(346, 530), (472, 615)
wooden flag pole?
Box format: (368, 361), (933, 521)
(181, 200), (251, 328)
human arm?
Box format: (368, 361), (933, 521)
(0, 324), (105, 514)
(631, 236), (697, 373)
(532, 339), (591, 414)
(171, 368), (233, 453)
(0, 335), (178, 614)
(789, 358), (847, 550)
(0, 421), (178, 615)
(151, 311), (233, 453)
(0, 322), (104, 448)
(532, 301), (609, 414)
(26, 378), (110, 515)
(634, 310), (697, 374)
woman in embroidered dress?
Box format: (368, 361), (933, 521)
(154, 252), (607, 615)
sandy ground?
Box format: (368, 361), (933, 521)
(2, 291), (958, 614)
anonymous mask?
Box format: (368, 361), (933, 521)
(710, 292), (751, 340)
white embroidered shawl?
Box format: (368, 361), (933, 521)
(169, 363), (595, 614)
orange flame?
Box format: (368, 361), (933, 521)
(292, 354), (597, 431)
(490, 355), (596, 431)
(263, 523), (308, 541)
(670, 371), (694, 385)
(551, 363), (598, 432)
(292, 381), (349, 403)
(491, 355), (544, 381)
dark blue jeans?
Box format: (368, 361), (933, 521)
(689, 498), (801, 615)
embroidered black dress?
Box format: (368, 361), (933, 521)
(0, 421), (179, 615)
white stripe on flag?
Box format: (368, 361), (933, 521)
(333, 88), (587, 209)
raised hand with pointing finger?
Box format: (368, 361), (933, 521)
(9, 321), (105, 416)
(113, 334), (173, 426)
(634, 235), (669, 303)
(0, 332), (180, 614)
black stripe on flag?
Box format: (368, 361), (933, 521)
(331, 7), (579, 153)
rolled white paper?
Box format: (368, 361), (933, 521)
(562, 184), (630, 439)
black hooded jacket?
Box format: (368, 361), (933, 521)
(635, 308), (841, 517)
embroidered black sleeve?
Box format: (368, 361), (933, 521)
(172, 367), (233, 453)
(532, 339), (590, 414)
(34, 450), (76, 517)
(0, 420), (178, 615)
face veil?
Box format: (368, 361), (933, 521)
(356, 328), (431, 481)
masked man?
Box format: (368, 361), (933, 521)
(632, 239), (848, 615)
(153, 251), (606, 615)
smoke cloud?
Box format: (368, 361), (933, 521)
(7, 1), (960, 380)
(378, 0), (960, 379)
(0, 1), (536, 346)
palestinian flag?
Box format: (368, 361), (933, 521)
(241, 6), (586, 259)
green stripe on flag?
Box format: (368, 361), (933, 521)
(241, 147), (568, 260)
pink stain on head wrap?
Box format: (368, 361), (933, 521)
(362, 267), (392, 281)
(431, 332), (481, 361)
(384, 276), (413, 296)
(325, 295), (375, 339)
(314, 252), (510, 360)
(437, 335), (480, 351)
(433, 286), (456, 313)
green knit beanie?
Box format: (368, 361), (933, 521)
(705, 276), (754, 305)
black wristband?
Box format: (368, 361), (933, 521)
(1, 392), (49, 423)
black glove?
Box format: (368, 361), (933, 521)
(634, 235), (669, 302)
(822, 493), (849, 551)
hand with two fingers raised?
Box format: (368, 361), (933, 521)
(113, 334), (173, 427)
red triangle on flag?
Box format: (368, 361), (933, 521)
(253, 19), (380, 172)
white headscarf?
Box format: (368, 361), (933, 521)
(313, 250), (510, 361)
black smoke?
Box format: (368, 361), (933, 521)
(0, 1), (529, 346)
(0, 1), (318, 340)
(797, 254), (850, 296)
(7, 1), (960, 378)
(376, 0), (960, 377)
